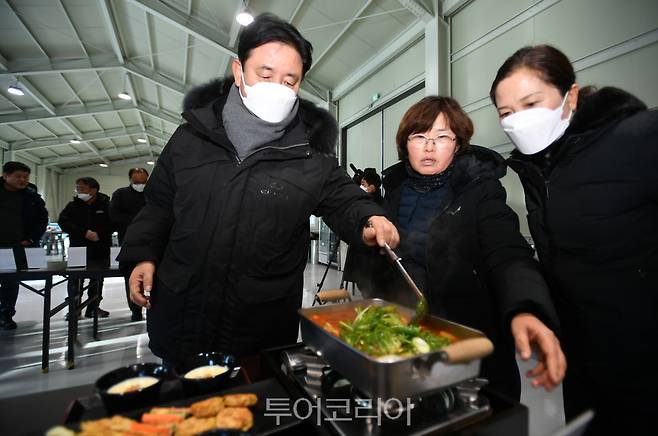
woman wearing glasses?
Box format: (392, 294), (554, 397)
(372, 96), (566, 399)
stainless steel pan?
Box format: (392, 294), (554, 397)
(299, 298), (493, 400)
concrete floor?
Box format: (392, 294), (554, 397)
(0, 262), (564, 435)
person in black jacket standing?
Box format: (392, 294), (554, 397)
(58, 177), (113, 318)
(491, 45), (658, 435)
(342, 167), (385, 296)
(371, 96), (566, 399)
(110, 168), (148, 321)
(119, 14), (398, 365)
(0, 161), (48, 330)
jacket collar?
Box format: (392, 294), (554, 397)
(181, 78), (338, 156)
(383, 145), (507, 193)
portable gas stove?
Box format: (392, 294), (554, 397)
(261, 344), (529, 436)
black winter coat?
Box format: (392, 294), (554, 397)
(118, 78), (385, 362)
(507, 87), (658, 428)
(58, 193), (113, 259)
(109, 185), (145, 243)
(0, 179), (48, 247)
(372, 146), (559, 399)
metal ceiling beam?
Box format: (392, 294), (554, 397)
(144, 11), (156, 70)
(0, 52), (8, 71)
(0, 100), (133, 124)
(441, 0), (473, 16)
(289, 0), (305, 23)
(0, 55), (121, 77)
(60, 155), (160, 172)
(2, 54), (329, 105)
(138, 101), (180, 126)
(398, 0), (433, 22)
(332, 19), (425, 100)
(11, 125), (146, 151)
(126, 0), (235, 57)
(0, 100), (180, 127)
(1, 0), (49, 58)
(181, 0), (193, 86)
(1, 57), (189, 97)
(98, 0), (125, 65)
(0, 32), (56, 115)
(58, 0), (89, 56)
(60, 118), (110, 165)
(217, 0), (244, 78)
(307, 0), (374, 73)
(46, 144), (162, 167)
(16, 77), (56, 115)
(60, 73), (85, 105)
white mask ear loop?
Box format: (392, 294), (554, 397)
(561, 89), (573, 121)
(239, 64), (248, 96)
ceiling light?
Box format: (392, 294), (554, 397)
(137, 138), (147, 143)
(146, 160), (155, 165)
(7, 85), (25, 96)
(69, 139), (81, 144)
(236, 11), (254, 26)
(117, 92), (132, 101)
(99, 163), (109, 167)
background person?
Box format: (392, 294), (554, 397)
(58, 177), (113, 318)
(110, 167), (149, 321)
(342, 167), (385, 297)
(371, 96), (566, 399)
(490, 44), (658, 434)
(0, 161), (48, 330)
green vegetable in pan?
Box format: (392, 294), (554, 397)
(338, 305), (452, 357)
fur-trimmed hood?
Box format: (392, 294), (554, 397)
(181, 78), (338, 155)
(383, 145), (506, 194)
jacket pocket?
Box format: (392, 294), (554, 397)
(157, 227), (199, 293)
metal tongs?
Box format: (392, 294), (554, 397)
(383, 243), (428, 325)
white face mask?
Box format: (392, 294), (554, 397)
(501, 92), (572, 155)
(360, 185), (369, 192)
(239, 66), (297, 123)
(77, 193), (92, 201)
(131, 183), (146, 193)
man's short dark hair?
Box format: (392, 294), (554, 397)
(128, 167), (149, 178)
(75, 177), (100, 190)
(2, 161), (31, 175)
(238, 13), (313, 77)
(362, 168), (382, 190)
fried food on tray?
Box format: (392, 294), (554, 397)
(174, 417), (216, 436)
(149, 407), (190, 417)
(189, 396), (225, 418)
(79, 415), (136, 435)
(63, 392), (259, 435)
(222, 393), (258, 407)
(215, 407), (254, 431)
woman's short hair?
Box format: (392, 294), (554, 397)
(396, 96), (473, 161)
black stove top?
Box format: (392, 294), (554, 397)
(261, 343), (529, 436)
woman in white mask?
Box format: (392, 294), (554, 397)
(491, 45), (658, 435)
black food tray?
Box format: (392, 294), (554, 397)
(63, 377), (302, 435)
